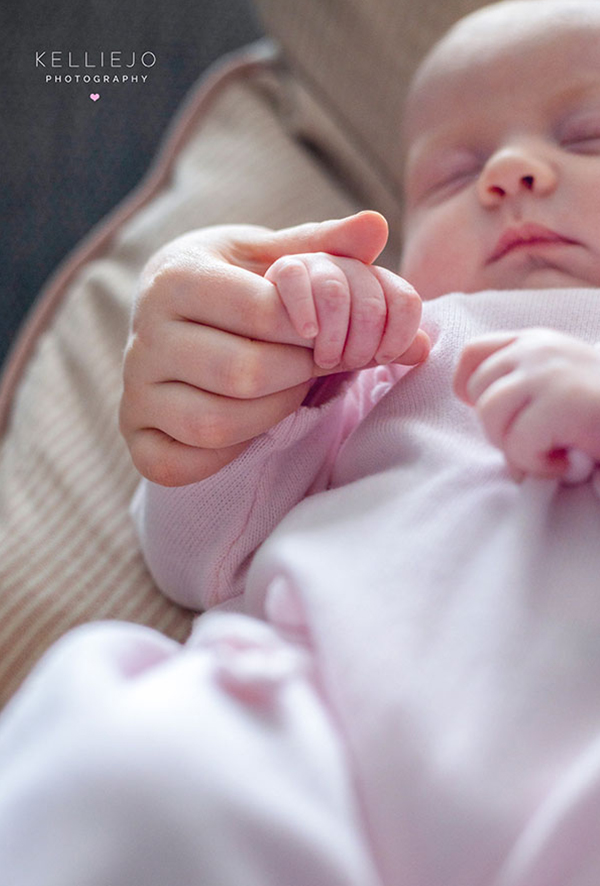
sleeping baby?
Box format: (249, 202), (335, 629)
(121, 0), (600, 489)
(2, 2), (600, 885)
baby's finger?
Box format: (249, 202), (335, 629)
(392, 329), (431, 366)
(473, 374), (532, 450)
(311, 328), (430, 379)
(454, 332), (519, 403)
(460, 346), (522, 405)
(341, 262), (388, 368)
(369, 267), (423, 365)
(305, 255), (352, 369)
(265, 258), (319, 340)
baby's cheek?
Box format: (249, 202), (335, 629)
(400, 198), (486, 298)
(401, 236), (460, 301)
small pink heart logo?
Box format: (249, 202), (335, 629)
(90, 93), (100, 101)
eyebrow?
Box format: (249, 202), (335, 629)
(544, 76), (600, 115)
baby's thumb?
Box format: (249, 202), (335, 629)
(262, 211), (389, 266)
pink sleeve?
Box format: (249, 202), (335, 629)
(130, 367), (404, 612)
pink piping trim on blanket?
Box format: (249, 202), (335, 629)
(0, 39), (280, 438)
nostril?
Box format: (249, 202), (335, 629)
(522, 174), (534, 190)
(488, 184), (505, 197)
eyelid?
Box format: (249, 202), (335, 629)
(410, 153), (480, 204)
(559, 111), (600, 147)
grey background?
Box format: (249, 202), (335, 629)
(1, 0), (264, 368)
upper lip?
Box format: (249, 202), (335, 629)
(487, 223), (579, 263)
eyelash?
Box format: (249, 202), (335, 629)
(412, 117), (600, 205)
(562, 135), (600, 154)
(421, 167), (479, 203)
(559, 118), (600, 153)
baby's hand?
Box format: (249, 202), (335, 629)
(265, 252), (428, 371)
(120, 211), (429, 487)
(454, 329), (600, 480)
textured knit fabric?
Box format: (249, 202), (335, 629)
(134, 288), (600, 886)
(132, 366), (406, 610)
(0, 617), (382, 886)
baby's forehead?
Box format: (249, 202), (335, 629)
(404, 0), (600, 142)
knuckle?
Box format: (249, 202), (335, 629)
(136, 260), (178, 310)
(138, 257), (207, 322)
(521, 328), (567, 355)
(354, 295), (387, 327)
(273, 257), (305, 282)
(129, 296), (165, 349)
(222, 342), (267, 399)
(241, 290), (275, 339)
(389, 280), (422, 321)
(118, 379), (151, 437)
(377, 269), (417, 302)
(551, 374), (584, 404)
(399, 286), (423, 324)
(524, 326), (560, 342)
(317, 278), (348, 311)
(121, 334), (149, 383)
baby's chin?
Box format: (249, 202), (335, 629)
(419, 268), (600, 299)
(511, 269), (598, 290)
(481, 266), (599, 293)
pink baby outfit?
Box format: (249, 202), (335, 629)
(135, 288), (600, 886)
(1, 288), (600, 886)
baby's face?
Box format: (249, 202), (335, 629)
(400, 0), (600, 299)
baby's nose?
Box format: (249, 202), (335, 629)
(478, 146), (557, 206)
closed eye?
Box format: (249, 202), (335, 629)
(560, 114), (600, 154)
(411, 161), (480, 205)
(563, 134), (600, 154)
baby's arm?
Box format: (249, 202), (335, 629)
(131, 375), (373, 610)
(454, 329), (600, 480)
(120, 211), (427, 488)
(122, 211), (429, 609)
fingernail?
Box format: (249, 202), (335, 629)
(302, 322), (318, 338)
(316, 357), (339, 370)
